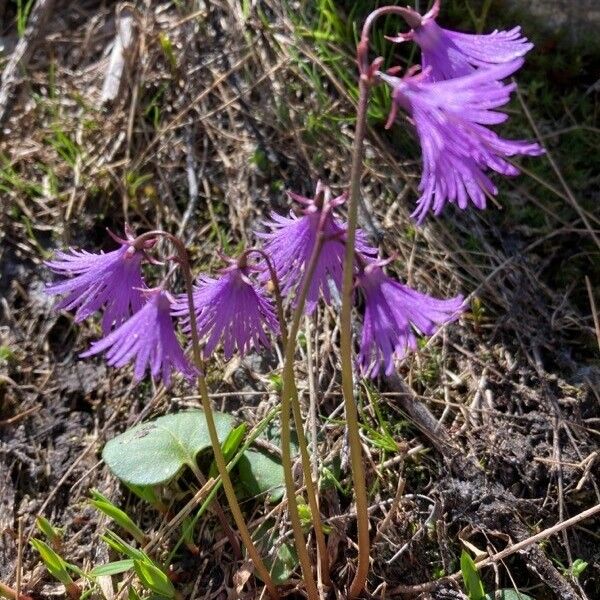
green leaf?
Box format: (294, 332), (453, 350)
(102, 410), (235, 486)
(209, 423), (246, 479)
(133, 559), (176, 598)
(125, 483), (162, 508)
(0, 345), (15, 364)
(90, 560), (134, 577)
(30, 538), (73, 586)
(270, 541), (298, 584)
(569, 558), (588, 579)
(252, 521), (299, 585)
(35, 516), (63, 545)
(101, 531), (149, 562)
(461, 550), (486, 600)
(90, 490), (146, 544)
(484, 591), (535, 600)
(158, 33), (177, 73)
(238, 449), (284, 502)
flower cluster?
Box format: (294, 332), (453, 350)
(46, 181), (463, 382)
(374, 0), (543, 222)
(45, 229), (197, 387)
(44, 2), (542, 384)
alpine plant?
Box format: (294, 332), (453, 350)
(45, 227), (146, 333)
(172, 257), (279, 360)
(258, 182), (377, 314)
(357, 259), (464, 377)
(387, 0), (534, 82)
(43, 0), (542, 388)
(82, 289), (196, 387)
(379, 59), (543, 222)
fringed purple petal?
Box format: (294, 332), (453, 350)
(380, 60), (543, 223)
(82, 291), (195, 387)
(45, 244), (146, 332)
(410, 19), (533, 82)
(258, 207), (377, 314)
(358, 265), (464, 378)
(172, 267), (278, 360)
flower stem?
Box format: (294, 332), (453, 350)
(0, 580), (32, 600)
(289, 379), (331, 586)
(341, 71), (372, 599)
(194, 375), (279, 598)
(280, 210), (332, 600)
(251, 248), (331, 586)
(180, 254), (279, 600)
(133, 231), (279, 599)
(187, 461), (242, 559)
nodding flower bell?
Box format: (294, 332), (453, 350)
(357, 259), (465, 378)
(378, 59), (543, 223)
(172, 255), (278, 359)
(45, 226), (147, 332)
(81, 288), (195, 387)
(387, 0), (533, 82)
(258, 182), (377, 314)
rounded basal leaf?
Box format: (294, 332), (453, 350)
(102, 411), (235, 486)
(238, 449), (284, 503)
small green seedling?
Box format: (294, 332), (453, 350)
(132, 560), (177, 599)
(35, 516), (63, 549)
(30, 539), (81, 599)
(89, 560), (135, 578)
(460, 550), (486, 600)
(90, 489), (147, 545)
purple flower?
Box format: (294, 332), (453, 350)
(357, 261), (464, 378)
(172, 260), (278, 359)
(258, 184), (377, 314)
(388, 0), (533, 82)
(379, 59), (543, 223)
(81, 289), (195, 387)
(45, 231), (146, 332)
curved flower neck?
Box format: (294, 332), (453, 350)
(287, 180), (346, 216)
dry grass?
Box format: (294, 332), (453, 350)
(0, 1), (599, 598)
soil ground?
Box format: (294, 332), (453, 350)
(1, 1), (599, 599)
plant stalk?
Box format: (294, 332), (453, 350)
(280, 209), (332, 600)
(132, 231), (279, 599)
(0, 580), (32, 600)
(341, 71), (372, 600)
(179, 251), (279, 600)
(187, 462), (242, 558)
(254, 248), (331, 586)
(289, 380), (331, 586)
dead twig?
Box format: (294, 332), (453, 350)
(389, 503), (600, 597)
(0, 0), (57, 128)
(0, 579), (32, 600)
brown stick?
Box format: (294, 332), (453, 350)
(389, 498), (600, 596)
(0, 0), (57, 128)
(0, 580), (32, 600)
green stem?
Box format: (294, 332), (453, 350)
(0, 580), (32, 600)
(187, 461), (242, 559)
(342, 73), (372, 600)
(180, 253), (279, 600)
(289, 379), (331, 586)
(166, 406), (281, 564)
(280, 211), (332, 600)
(194, 375), (279, 598)
(253, 249), (331, 587)
(133, 231), (279, 599)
